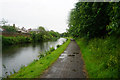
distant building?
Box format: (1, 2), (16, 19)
(17, 29), (27, 33)
(27, 28), (32, 33)
(28, 29), (40, 34)
(21, 27), (26, 31)
(16, 27), (40, 34)
(17, 27), (28, 34)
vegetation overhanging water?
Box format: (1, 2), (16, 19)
(2, 38), (66, 78)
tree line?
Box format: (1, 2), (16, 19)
(68, 2), (120, 39)
(31, 27), (60, 42)
(67, 2), (120, 78)
(1, 23), (60, 46)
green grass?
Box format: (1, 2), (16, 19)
(2, 36), (32, 46)
(2, 36), (59, 46)
(76, 36), (119, 78)
(9, 39), (70, 78)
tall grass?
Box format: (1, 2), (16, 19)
(2, 36), (32, 46)
(76, 36), (119, 78)
(2, 35), (59, 46)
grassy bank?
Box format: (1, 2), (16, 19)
(76, 36), (119, 78)
(2, 36), (59, 46)
(2, 36), (32, 46)
(9, 39), (70, 78)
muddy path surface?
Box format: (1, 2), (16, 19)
(40, 40), (87, 78)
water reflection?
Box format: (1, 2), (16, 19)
(1, 38), (66, 77)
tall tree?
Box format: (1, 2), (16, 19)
(68, 2), (120, 38)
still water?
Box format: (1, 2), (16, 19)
(2, 38), (66, 77)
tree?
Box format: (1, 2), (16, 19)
(0, 18), (8, 25)
(2, 25), (17, 32)
(106, 2), (120, 36)
(38, 26), (46, 32)
(68, 2), (120, 38)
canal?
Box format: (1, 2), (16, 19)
(1, 38), (66, 77)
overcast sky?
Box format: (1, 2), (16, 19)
(0, 0), (78, 33)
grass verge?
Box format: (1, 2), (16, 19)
(76, 36), (119, 78)
(2, 36), (32, 46)
(2, 36), (60, 46)
(9, 39), (70, 78)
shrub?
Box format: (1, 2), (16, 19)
(62, 41), (65, 44)
(39, 54), (45, 59)
(49, 47), (55, 52)
(76, 36), (119, 78)
(56, 44), (61, 48)
(2, 36), (32, 46)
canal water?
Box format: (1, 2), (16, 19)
(1, 38), (66, 77)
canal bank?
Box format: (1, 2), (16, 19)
(9, 39), (70, 78)
(2, 38), (66, 78)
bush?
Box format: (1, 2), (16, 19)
(49, 47), (55, 52)
(2, 36), (32, 46)
(38, 45), (61, 59)
(62, 41), (65, 44)
(39, 54), (45, 59)
(38, 47), (55, 59)
(45, 51), (51, 55)
(56, 44), (61, 48)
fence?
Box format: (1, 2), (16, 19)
(0, 32), (31, 37)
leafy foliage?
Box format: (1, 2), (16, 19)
(69, 2), (120, 78)
(56, 44), (61, 48)
(2, 25), (17, 32)
(31, 27), (60, 42)
(2, 26), (60, 46)
(60, 32), (69, 37)
(2, 36), (32, 46)
(76, 37), (119, 78)
(68, 2), (120, 38)
(0, 18), (8, 25)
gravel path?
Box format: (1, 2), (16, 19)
(40, 40), (87, 78)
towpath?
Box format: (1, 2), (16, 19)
(40, 40), (87, 78)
